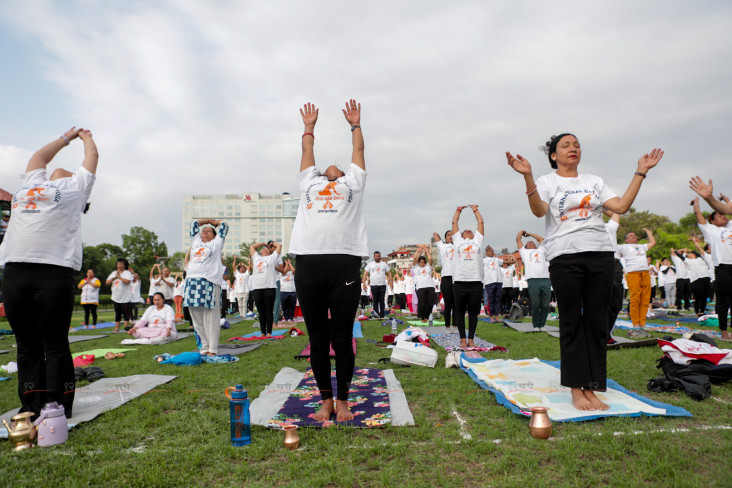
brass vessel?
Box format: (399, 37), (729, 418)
(282, 424), (299, 450)
(3, 412), (37, 451)
(529, 407), (552, 439)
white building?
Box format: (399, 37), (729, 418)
(181, 192), (299, 256)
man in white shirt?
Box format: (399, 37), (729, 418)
(618, 228), (656, 327)
(154, 267), (176, 306)
(517, 230), (550, 330)
(363, 251), (390, 318)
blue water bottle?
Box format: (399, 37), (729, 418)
(226, 384), (251, 446)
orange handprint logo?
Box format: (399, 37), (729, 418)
(26, 187), (45, 197)
(318, 182), (341, 196)
(323, 201), (333, 210)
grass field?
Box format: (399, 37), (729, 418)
(1, 310), (731, 488)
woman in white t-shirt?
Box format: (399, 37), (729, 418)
(517, 230), (551, 330)
(289, 100), (366, 423)
(106, 258), (134, 332)
(127, 292), (177, 342)
(433, 231), (456, 329)
(249, 241), (282, 336)
(411, 246), (435, 322)
(78, 268), (101, 328)
(173, 273), (185, 320)
(451, 204), (485, 348)
(280, 259), (298, 322)
(232, 257), (249, 318)
(0, 127), (97, 421)
(507, 133), (663, 411)
(184, 219), (228, 356)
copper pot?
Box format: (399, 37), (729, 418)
(529, 407), (552, 439)
(282, 424), (299, 450)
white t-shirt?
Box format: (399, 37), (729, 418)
(138, 304), (176, 329)
(671, 254), (690, 280)
(536, 173), (618, 262)
(365, 260), (390, 286)
(0, 167), (95, 269)
(501, 265), (515, 287)
(174, 281), (185, 297)
(280, 270), (296, 293)
(131, 277), (143, 303)
(108, 270), (134, 303)
(148, 280), (159, 297)
(699, 222), (732, 266)
(686, 256), (711, 282)
(186, 229), (226, 285)
(155, 276), (176, 300)
(660, 265), (676, 284)
(482, 256), (503, 285)
(251, 252), (279, 290)
(435, 240), (455, 278)
(618, 244), (649, 272)
(452, 231), (484, 282)
(519, 247), (550, 279)
(393, 279), (404, 294)
(411, 264), (434, 290)
(289, 163), (368, 258)
(404, 275), (415, 294)
(79, 278), (101, 304)
(605, 219), (621, 260)
(234, 269), (249, 295)
(361, 283), (370, 296)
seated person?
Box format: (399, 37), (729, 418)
(128, 292), (177, 342)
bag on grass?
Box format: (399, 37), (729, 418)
(508, 302), (523, 321)
(390, 341), (438, 368)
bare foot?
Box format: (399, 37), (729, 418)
(459, 338), (468, 348)
(571, 388), (594, 410)
(467, 339), (476, 348)
(313, 399), (334, 421)
(335, 400), (354, 421)
(113, 325), (120, 333)
(89, 325), (96, 329)
(583, 390), (610, 411)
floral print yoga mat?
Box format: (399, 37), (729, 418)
(268, 367), (391, 428)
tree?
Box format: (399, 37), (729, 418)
(79, 243), (125, 293)
(121, 226), (169, 296)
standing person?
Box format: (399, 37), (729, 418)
(232, 257), (250, 318)
(618, 228), (656, 327)
(483, 245), (514, 322)
(360, 282), (370, 311)
(363, 251), (389, 318)
(289, 100), (367, 422)
(78, 268), (101, 328)
(154, 267), (176, 307)
(603, 211), (624, 335)
(433, 231), (456, 330)
(411, 246), (435, 322)
(280, 259), (298, 322)
(0, 126), (97, 420)
(451, 204), (485, 348)
(268, 241), (285, 327)
(107, 258), (134, 333)
(148, 263), (161, 305)
(507, 133), (663, 410)
(184, 219), (228, 356)
(659, 258), (676, 308)
(500, 261), (516, 315)
(0, 211), (9, 245)
(670, 248), (692, 310)
(173, 273), (185, 320)
(516, 230), (551, 330)
(648, 257), (659, 302)
(676, 241), (712, 316)
(404, 271), (415, 313)
(394, 273), (406, 311)
(249, 241), (281, 337)
(128, 267), (142, 323)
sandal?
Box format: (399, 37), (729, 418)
(105, 352), (116, 360)
(74, 367), (87, 381)
(85, 367), (105, 382)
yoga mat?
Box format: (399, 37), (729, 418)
(72, 348), (137, 358)
(0, 374), (177, 438)
(607, 336), (659, 350)
(0, 350), (10, 355)
(295, 339), (357, 359)
(227, 329), (290, 341)
(503, 321), (542, 333)
(658, 316), (700, 324)
(431, 333), (506, 352)
(422, 326), (451, 335)
(0, 377), (11, 382)
(614, 321), (724, 340)
(250, 367), (414, 427)
(353, 321), (364, 339)
(120, 332), (193, 345)
(74, 322), (117, 331)
(459, 356), (691, 422)
(215, 343), (263, 355)
(68, 334), (108, 344)
(406, 320), (445, 326)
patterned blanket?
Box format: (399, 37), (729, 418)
(431, 333), (507, 352)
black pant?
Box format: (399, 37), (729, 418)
(398, 293), (406, 310)
(130, 302), (139, 321)
(371, 285), (386, 318)
(295, 254), (360, 401)
(281, 291), (297, 321)
(2, 263), (76, 419)
(500, 287), (514, 314)
(453, 281), (482, 339)
(607, 260), (624, 333)
(360, 295), (370, 308)
(82, 304), (98, 326)
(549, 252), (614, 390)
(691, 277), (711, 315)
(220, 289), (229, 319)
(416, 287), (435, 320)
(252, 288), (276, 335)
(676, 278), (691, 310)
(113, 301), (130, 323)
(441, 276), (455, 327)
(716, 265), (732, 331)
(247, 293), (255, 312)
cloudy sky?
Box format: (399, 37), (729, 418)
(1, 1), (730, 256)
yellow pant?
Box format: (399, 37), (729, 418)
(626, 271), (651, 326)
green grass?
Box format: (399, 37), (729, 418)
(0, 311), (731, 487)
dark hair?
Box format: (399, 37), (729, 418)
(710, 211), (720, 222)
(117, 258), (129, 270)
(545, 133), (576, 169)
(153, 292), (165, 301)
(418, 255), (427, 264)
(444, 230), (451, 239)
(374, 251), (381, 255)
(87, 268), (95, 273)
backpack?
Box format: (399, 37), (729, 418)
(509, 302), (524, 321)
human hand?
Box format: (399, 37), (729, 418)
(78, 129), (93, 141)
(433, 232), (440, 241)
(636, 148), (664, 172)
(342, 99), (361, 126)
(720, 193), (730, 203)
(300, 103), (318, 127)
(642, 227), (653, 236)
(63, 127), (81, 141)
(166, 330), (171, 337)
(212, 219), (221, 226)
(468, 204), (479, 212)
(689, 176), (713, 200)
(506, 152), (533, 176)
(456, 206), (466, 212)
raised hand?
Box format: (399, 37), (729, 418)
(456, 206), (466, 212)
(636, 148), (664, 172)
(300, 103), (318, 127)
(63, 126), (81, 140)
(689, 176), (714, 200)
(506, 152), (533, 176)
(468, 204), (479, 212)
(342, 99), (361, 125)
(642, 227), (653, 236)
(78, 129), (93, 141)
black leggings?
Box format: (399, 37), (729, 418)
(453, 281), (483, 339)
(441, 276), (455, 327)
(113, 301), (130, 323)
(691, 277), (711, 315)
(295, 254), (360, 402)
(676, 278), (691, 310)
(716, 265), (732, 331)
(252, 288), (276, 335)
(607, 260), (624, 333)
(281, 291), (297, 321)
(371, 285), (386, 318)
(416, 287), (435, 320)
(2, 263), (76, 419)
(500, 286), (514, 314)
(82, 304), (98, 326)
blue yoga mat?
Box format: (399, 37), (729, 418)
(0, 377), (11, 382)
(353, 321), (364, 338)
(239, 329), (290, 339)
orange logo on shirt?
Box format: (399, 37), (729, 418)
(256, 261), (265, 273)
(307, 203), (313, 210)
(576, 195), (592, 218)
(318, 182), (341, 196)
(26, 187), (46, 197)
(463, 245), (475, 259)
(323, 201), (333, 210)
(194, 248), (205, 255)
(25, 201), (37, 210)
(152, 318), (161, 326)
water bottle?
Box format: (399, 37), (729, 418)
(226, 384), (251, 446)
(428, 314), (433, 327)
(391, 318), (397, 334)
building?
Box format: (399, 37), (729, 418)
(387, 244), (439, 274)
(181, 192), (299, 256)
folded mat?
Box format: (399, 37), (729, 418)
(460, 356), (691, 422)
(431, 333), (506, 352)
(73, 348), (136, 358)
(120, 332), (193, 345)
(250, 367), (414, 428)
(614, 320), (723, 340)
(657, 316), (703, 323)
(68, 334), (109, 343)
(1, 374), (177, 438)
(227, 329), (290, 341)
(295, 339), (357, 359)
(406, 319), (445, 326)
(214, 343), (263, 355)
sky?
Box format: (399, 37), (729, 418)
(1, 0), (731, 256)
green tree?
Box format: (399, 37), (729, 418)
(79, 243), (125, 293)
(121, 226), (169, 295)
